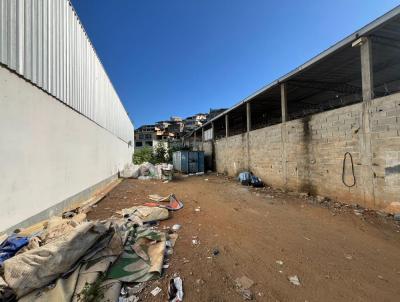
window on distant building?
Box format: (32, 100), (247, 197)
(135, 141), (143, 147)
(139, 134), (144, 139)
(145, 141), (153, 146)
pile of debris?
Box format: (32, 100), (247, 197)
(120, 163), (174, 181)
(238, 172), (263, 188)
(0, 194), (184, 302)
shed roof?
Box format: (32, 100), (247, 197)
(196, 5), (400, 131)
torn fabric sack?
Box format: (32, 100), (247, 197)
(120, 206), (169, 222)
(144, 194), (183, 211)
(3, 222), (109, 297)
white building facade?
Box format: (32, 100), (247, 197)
(0, 0), (134, 232)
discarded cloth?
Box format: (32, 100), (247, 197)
(107, 226), (166, 282)
(144, 194), (183, 211)
(18, 220), (128, 302)
(3, 222), (109, 297)
(148, 194), (170, 202)
(0, 235), (29, 266)
(120, 206), (169, 222)
(0, 276), (15, 302)
(19, 265), (82, 302)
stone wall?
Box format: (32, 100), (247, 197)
(214, 93), (400, 210)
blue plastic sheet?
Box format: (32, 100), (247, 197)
(238, 172), (252, 185)
(0, 235), (29, 266)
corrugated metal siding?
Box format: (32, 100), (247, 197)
(0, 0), (133, 143)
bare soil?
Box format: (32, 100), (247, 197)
(88, 174), (400, 302)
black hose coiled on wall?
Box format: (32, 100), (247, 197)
(342, 152), (356, 187)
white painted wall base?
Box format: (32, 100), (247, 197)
(0, 66), (133, 232)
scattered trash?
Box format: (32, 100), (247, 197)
(192, 239), (199, 245)
(241, 289), (253, 300)
(121, 162), (174, 181)
(0, 184), (185, 302)
(126, 283), (146, 295)
(238, 172), (263, 187)
(303, 236), (311, 241)
(119, 284), (141, 302)
(120, 206), (169, 222)
(150, 286), (162, 296)
(235, 276), (254, 300)
(119, 295), (139, 302)
(204, 178), (209, 181)
(288, 275), (301, 286)
(149, 194), (170, 202)
(344, 254), (353, 260)
(168, 276), (184, 302)
(235, 276), (254, 290)
(212, 248), (220, 256)
(196, 278), (205, 285)
(62, 211), (76, 219)
(172, 224), (181, 231)
(394, 213), (400, 221)
(276, 260), (284, 265)
(145, 194), (184, 211)
(195, 207), (201, 212)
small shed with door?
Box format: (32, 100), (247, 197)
(173, 151), (205, 174)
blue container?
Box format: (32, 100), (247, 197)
(173, 151), (205, 174)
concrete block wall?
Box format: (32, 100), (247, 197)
(213, 92), (400, 210)
(369, 94), (400, 208)
(249, 124), (284, 188)
(283, 103), (364, 204)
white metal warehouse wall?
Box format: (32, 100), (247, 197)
(0, 0), (133, 142)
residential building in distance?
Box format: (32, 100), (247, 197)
(134, 109), (226, 151)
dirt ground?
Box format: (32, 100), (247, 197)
(88, 174), (400, 302)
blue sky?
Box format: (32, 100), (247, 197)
(71, 0), (399, 127)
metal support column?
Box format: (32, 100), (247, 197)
(246, 102), (251, 132)
(225, 114), (229, 138)
(353, 36), (376, 205)
(360, 37), (374, 101)
(201, 127), (204, 150)
(280, 83), (288, 188)
(281, 83), (288, 122)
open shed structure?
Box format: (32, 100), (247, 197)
(186, 6), (400, 211)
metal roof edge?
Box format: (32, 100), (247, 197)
(195, 5), (400, 132)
